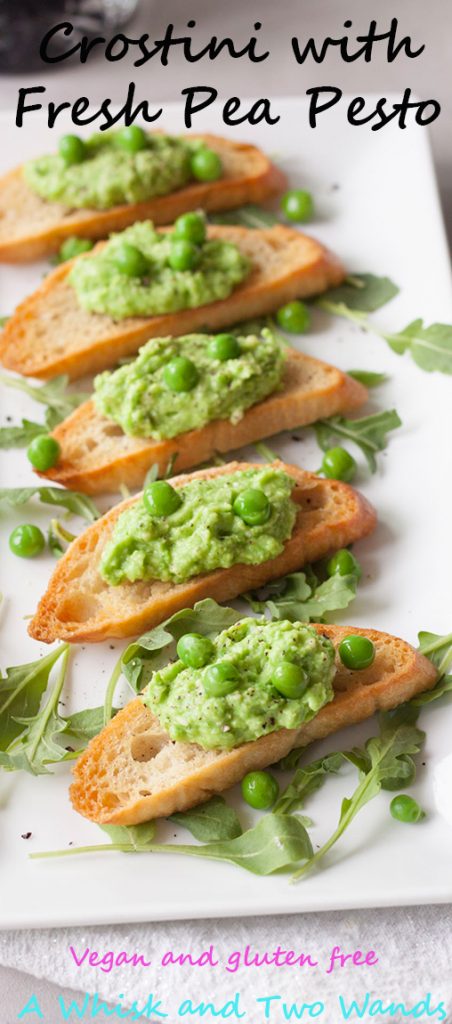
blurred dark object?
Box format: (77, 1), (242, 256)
(0, 0), (140, 72)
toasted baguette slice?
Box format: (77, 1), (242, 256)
(0, 134), (285, 263)
(0, 225), (344, 380)
(28, 460), (376, 645)
(70, 622), (437, 825)
(41, 351), (367, 494)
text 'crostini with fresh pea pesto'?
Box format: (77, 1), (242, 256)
(0, 215), (344, 380)
(70, 616), (437, 825)
(0, 129), (285, 263)
(37, 323), (367, 494)
(28, 460), (376, 644)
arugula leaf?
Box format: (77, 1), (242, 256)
(384, 320), (452, 375)
(244, 569), (358, 623)
(103, 599), (242, 724)
(0, 645), (68, 752)
(274, 753), (344, 814)
(411, 631), (452, 705)
(292, 721), (425, 881)
(63, 705), (119, 745)
(169, 796), (243, 842)
(347, 370), (388, 388)
(0, 646), (71, 775)
(0, 486), (99, 522)
(48, 519), (76, 558)
(313, 409), (401, 472)
(318, 274), (399, 313)
(0, 372), (88, 428)
(100, 822), (156, 851)
(0, 419), (48, 449)
(33, 813), (313, 875)
(210, 205), (279, 229)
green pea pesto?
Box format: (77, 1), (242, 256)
(99, 467), (297, 586)
(24, 133), (194, 210)
(93, 329), (285, 439)
(143, 617), (336, 750)
(68, 221), (250, 319)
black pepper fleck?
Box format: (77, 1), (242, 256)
(21, 832), (32, 840)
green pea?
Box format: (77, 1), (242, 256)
(163, 356), (199, 393)
(280, 189), (314, 223)
(321, 446), (357, 482)
(207, 334), (241, 361)
(190, 147), (222, 181)
(233, 488), (271, 526)
(112, 243), (148, 278)
(203, 661), (239, 697)
(27, 435), (61, 472)
(271, 661), (308, 699)
(390, 794), (425, 823)
(58, 237), (94, 262)
(276, 300), (311, 334)
(176, 633), (214, 669)
(143, 480), (182, 517)
(168, 239), (200, 272)
(339, 635), (375, 670)
(9, 524), (45, 559)
(326, 548), (362, 581)
(173, 211), (206, 245)
(241, 770), (279, 810)
(58, 134), (86, 165)
(117, 125), (147, 152)
(381, 755), (416, 792)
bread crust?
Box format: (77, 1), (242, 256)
(0, 225), (345, 380)
(39, 352), (367, 494)
(28, 460), (376, 645)
(70, 622), (437, 825)
(0, 134), (286, 262)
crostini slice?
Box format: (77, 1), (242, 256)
(39, 350), (367, 494)
(28, 461), (376, 645)
(70, 622), (437, 825)
(0, 225), (344, 380)
(0, 134), (285, 263)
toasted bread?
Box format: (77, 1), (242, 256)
(0, 134), (285, 263)
(0, 225), (344, 380)
(28, 460), (376, 645)
(40, 351), (367, 494)
(70, 622), (436, 825)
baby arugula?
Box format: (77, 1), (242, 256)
(244, 567), (359, 622)
(0, 645), (70, 774)
(318, 274), (452, 377)
(0, 485), (99, 522)
(313, 409), (401, 473)
(0, 373), (88, 448)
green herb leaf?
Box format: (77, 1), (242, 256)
(99, 821), (156, 851)
(412, 675), (452, 706)
(384, 320), (452, 374)
(0, 646), (71, 775)
(417, 631), (452, 676)
(48, 519), (76, 558)
(318, 274), (399, 313)
(210, 205), (279, 229)
(313, 409), (401, 472)
(274, 753), (345, 815)
(0, 486), (99, 522)
(0, 645), (67, 752)
(150, 813), (312, 874)
(347, 370), (388, 388)
(0, 373), (89, 425)
(0, 419), (48, 449)
(169, 796), (243, 842)
(245, 569), (358, 623)
(292, 721), (425, 881)
(64, 706), (119, 744)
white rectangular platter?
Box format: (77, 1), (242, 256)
(0, 98), (451, 928)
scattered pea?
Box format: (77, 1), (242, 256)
(190, 147), (222, 181)
(339, 635), (375, 670)
(173, 211), (206, 245)
(321, 446), (357, 482)
(390, 794), (425, 823)
(203, 661), (239, 697)
(177, 633), (214, 669)
(207, 334), (241, 361)
(326, 548), (362, 580)
(27, 435), (61, 472)
(233, 488), (270, 526)
(117, 125), (147, 152)
(163, 356), (199, 392)
(9, 524), (45, 559)
(276, 300), (311, 334)
(242, 770), (279, 810)
(58, 134), (86, 165)
(272, 661), (308, 699)
(280, 189), (314, 223)
(143, 480), (182, 517)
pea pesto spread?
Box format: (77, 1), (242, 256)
(143, 618), (336, 750)
(68, 220), (250, 319)
(99, 467), (297, 586)
(93, 329), (284, 439)
(24, 129), (220, 210)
